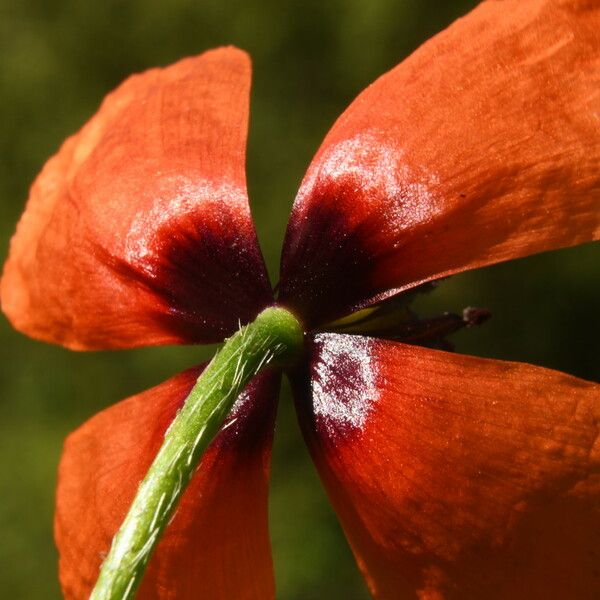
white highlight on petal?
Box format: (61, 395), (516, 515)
(311, 333), (380, 436)
(297, 131), (443, 232)
(124, 174), (247, 265)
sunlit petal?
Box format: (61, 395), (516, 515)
(292, 333), (600, 599)
(55, 368), (279, 599)
(280, 0), (600, 326)
(1, 48), (272, 349)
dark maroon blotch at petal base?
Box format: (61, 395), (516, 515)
(290, 333), (381, 441)
(279, 181), (384, 328)
(104, 198), (273, 344)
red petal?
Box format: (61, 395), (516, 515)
(292, 333), (600, 599)
(55, 368), (279, 599)
(280, 1), (600, 326)
(1, 48), (272, 349)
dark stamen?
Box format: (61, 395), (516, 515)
(324, 295), (491, 350)
(463, 306), (492, 327)
(389, 307), (491, 349)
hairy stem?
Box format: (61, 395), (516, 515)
(90, 306), (304, 600)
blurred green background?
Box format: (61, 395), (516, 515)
(0, 0), (598, 598)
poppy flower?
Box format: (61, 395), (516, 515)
(2, 0), (599, 598)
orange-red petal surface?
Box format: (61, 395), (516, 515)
(55, 368), (280, 599)
(1, 48), (272, 349)
(292, 333), (600, 599)
(280, 0), (600, 326)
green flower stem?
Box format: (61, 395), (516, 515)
(90, 306), (304, 600)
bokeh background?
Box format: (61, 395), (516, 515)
(0, 0), (598, 598)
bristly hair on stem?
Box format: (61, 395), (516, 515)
(90, 306), (304, 600)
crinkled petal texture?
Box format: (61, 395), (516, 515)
(1, 47), (272, 349)
(55, 368), (280, 600)
(280, 0), (600, 326)
(292, 333), (600, 599)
